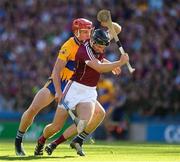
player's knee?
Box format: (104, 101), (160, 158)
(26, 104), (41, 116)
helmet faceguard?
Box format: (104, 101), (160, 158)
(91, 29), (110, 47)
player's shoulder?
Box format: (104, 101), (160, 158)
(62, 37), (76, 46)
(60, 37), (80, 54)
(83, 40), (97, 60)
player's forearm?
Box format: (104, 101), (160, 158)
(52, 67), (61, 94)
(86, 59), (124, 73)
(98, 60), (124, 73)
(52, 59), (66, 95)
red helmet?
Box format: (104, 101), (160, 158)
(72, 18), (93, 32)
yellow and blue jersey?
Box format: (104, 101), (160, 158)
(58, 37), (80, 81)
(97, 78), (116, 111)
(45, 37), (80, 95)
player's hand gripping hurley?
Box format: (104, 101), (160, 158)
(97, 10), (135, 73)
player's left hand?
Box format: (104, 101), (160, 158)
(112, 67), (121, 75)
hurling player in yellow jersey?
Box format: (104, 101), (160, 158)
(15, 18), (122, 156)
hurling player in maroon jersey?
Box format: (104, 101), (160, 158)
(35, 28), (129, 156)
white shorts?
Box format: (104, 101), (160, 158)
(58, 81), (97, 110)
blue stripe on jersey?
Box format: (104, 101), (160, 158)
(47, 79), (68, 95)
(65, 60), (75, 71)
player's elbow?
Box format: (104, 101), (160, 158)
(52, 61), (63, 78)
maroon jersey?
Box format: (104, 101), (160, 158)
(72, 41), (104, 87)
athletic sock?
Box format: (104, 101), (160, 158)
(38, 135), (46, 144)
(53, 135), (66, 145)
(15, 130), (25, 143)
(73, 131), (89, 145)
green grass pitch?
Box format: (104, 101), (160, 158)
(0, 140), (180, 162)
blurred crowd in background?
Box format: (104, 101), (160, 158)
(0, 0), (180, 139)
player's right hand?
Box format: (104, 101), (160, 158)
(120, 53), (129, 65)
